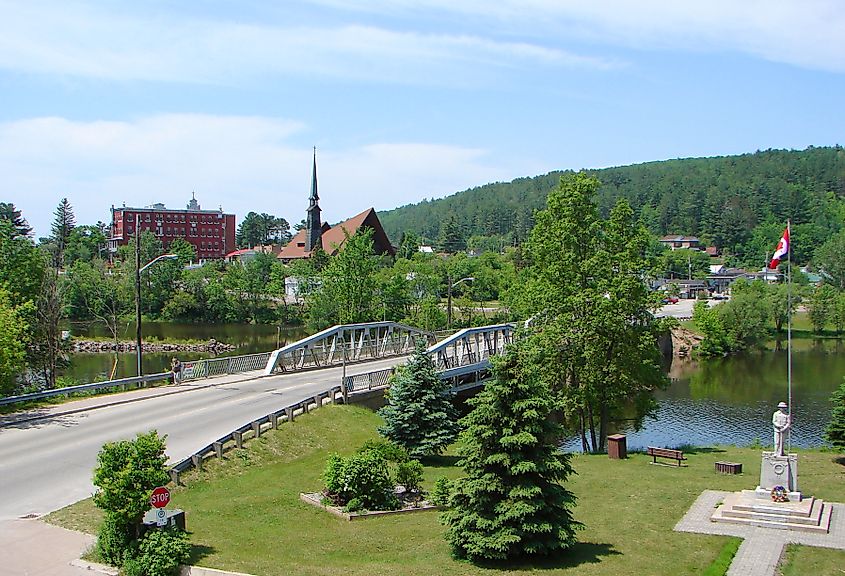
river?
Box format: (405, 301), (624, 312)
(64, 323), (841, 450)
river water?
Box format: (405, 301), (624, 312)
(64, 323), (841, 450)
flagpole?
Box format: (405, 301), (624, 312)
(787, 219), (792, 454)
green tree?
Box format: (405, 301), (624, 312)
(825, 379), (845, 451)
(442, 341), (581, 562)
(236, 212), (290, 247)
(0, 287), (29, 395)
(514, 173), (668, 452)
(65, 224), (108, 265)
(93, 430), (170, 551)
(809, 284), (838, 333)
(397, 230), (422, 259)
(65, 260), (132, 343)
(813, 230), (845, 290)
(693, 300), (732, 357)
(658, 248), (711, 280)
(719, 280), (769, 350)
(0, 202), (32, 238)
(50, 198), (76, 267)
(29, 268), (68, 388)
(308, 228), (379, 328)
(378, 339), (459, 458)
(437, 214), (466, 253)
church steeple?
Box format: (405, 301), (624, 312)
(305, 147), (322, 252)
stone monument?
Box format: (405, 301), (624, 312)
(711, 400), (831, 532)
(756, 401), (800, 500)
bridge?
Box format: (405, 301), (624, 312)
(0, 321), (515, 525)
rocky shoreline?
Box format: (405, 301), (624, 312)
(72, 338), (236, 354)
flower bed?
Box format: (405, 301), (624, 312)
(299, 492), (438, 521)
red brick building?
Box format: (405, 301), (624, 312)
(109, 194), (236, 260)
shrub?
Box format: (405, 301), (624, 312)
(395, 460), (424, 493)
(321, 450), (399, 511)
(430, 476), (453, 507)
(96, 515), (135, 566)
(357, 438), (409, 463)
(132, 527), (192, 576)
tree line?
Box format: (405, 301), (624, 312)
(380, 146), (845, 269)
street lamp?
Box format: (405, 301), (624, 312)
(135, 251), (178, 376)
(447, 276), (474, 330)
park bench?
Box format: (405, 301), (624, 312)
(647, 446), (687, 467)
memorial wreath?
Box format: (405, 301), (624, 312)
(770, 485), (789, 502)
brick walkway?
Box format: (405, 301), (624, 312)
(675, 490), (845, 576)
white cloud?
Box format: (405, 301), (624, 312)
(0, 1), (613, 85)
(309, 0), (845, 73)
(0, 114), (512, 239)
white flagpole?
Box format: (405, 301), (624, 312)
(787, 219), (792, 454)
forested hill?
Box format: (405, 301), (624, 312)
(379, 146), (845, 265)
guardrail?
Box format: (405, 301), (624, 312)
(181, 352), (271, 381)
(343, 368), (396, 394)
(168, 385), (343, 485)
(0, 372), (173, 407)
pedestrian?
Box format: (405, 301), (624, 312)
(171, 357), (182, 385)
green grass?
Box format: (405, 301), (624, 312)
(45, 406), (845, 576)
(779, 544), (845, 576)
(702, 538), (742, 576)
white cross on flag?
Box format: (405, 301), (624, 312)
(768, 227), (789, 269)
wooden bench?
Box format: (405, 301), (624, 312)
(647, 446), (687, 467)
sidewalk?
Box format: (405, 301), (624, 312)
(0, 518), (96, 576)
(0, 371), (266, 428)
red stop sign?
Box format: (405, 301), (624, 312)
(150, 486), (170, 509)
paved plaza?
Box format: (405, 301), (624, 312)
(675, 490), (845, 576)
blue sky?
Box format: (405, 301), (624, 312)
(2, 0), (844, 239)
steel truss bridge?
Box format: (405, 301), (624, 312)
(263, 321), (433, 376)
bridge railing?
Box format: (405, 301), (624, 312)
(427, 324), (515, 371)
(264, 321), (432, 375)
(0, 372), (173, 407)
(168, 385), (343, 485)
(181, 352), (271, 381)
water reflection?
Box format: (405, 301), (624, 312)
(63, 321), (310, 382)
(562, 339), (843, 451)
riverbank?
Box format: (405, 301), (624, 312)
(71, 338), (236, 354)
(46, 405), (845, 576)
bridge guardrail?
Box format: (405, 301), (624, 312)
(0, 372), (173, 407)
(343, 368), (396, 394)
(181, 352), (271, 381)
(168, 385), (343, 485)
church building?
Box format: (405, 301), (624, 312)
(277, 150), (395, 263)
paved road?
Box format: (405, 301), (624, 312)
(0, 356), (406, 522)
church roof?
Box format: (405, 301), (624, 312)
(277, 208), (395, 261)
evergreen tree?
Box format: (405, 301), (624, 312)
(0, 202), (32, 238)
(378, 339), (459, 458)
(50, 198), (76, 266)
(443, 340), (581, 562)
(825, 379), (845, 451)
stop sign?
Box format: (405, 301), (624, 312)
(150, 486), (170, 509)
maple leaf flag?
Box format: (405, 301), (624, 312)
(768, 227), (790, 269)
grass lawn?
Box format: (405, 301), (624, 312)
(46, 405), (845, 576)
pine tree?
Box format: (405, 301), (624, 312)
(0, 202), (32, 238)
(825, 379), (845, 451)
(51, 198), (76, 266)
(443, 340), (582, 562)
(378, 339), (459, 458)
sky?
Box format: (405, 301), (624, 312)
(2, 0), (845, 240)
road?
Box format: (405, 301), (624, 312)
(0, 356), (406, 522)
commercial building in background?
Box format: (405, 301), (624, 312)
(109, 193), (236, 260)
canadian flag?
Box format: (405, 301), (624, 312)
(768, 227), (789, 269)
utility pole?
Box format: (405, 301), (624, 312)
(135, 214), (142, 376)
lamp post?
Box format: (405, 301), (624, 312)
(447, 276), (474, 330)
(135, 249), (178, 376)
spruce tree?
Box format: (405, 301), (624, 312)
(443, 340), (581, 562)
(825, 379), (845, 450)
(378, 339), (459, 458)
(50, 198), (76, 266)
